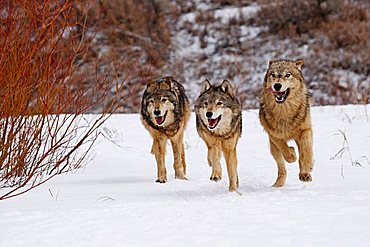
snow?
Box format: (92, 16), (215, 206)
(214, 5), (260, 24)
(332, 69), (369, 89)
(179, 12), (196, 24)
(1, 104), (370, 246)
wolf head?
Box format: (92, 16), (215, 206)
(195, 79), (241, 136)
(263, 59), (306, 104)
(141, 77), (180, 129)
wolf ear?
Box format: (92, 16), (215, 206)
(295, 59), (304, 70)
(163, 76), (174, 90)
(146, 79), (155, 86)
(201, 79), (212, 93)
(220, 79), (234, 96)
(268, 60), (277, 67)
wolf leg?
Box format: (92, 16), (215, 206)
(296, 129), (313, 182)
(269, 138), (286, 187)
(181, 143), (187, 176)
(208, 144), (222, 182)
(270, 137), (296, 163)
(222, 137), (239, 192)
(152, 137), (167, 183)
(170, 132), (187, 180)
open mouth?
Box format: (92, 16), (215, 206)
(155, 111), (167, 125)
(267, 87), (290, 104)
(207, 115), (221, 130)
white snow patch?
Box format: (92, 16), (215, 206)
(1, 105), (370, 246)
(179, 12), (196, 24)
(214, 5), (260, 24)
(332, 69), (366, 88)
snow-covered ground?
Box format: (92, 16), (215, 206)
(1, 105), (370, 246)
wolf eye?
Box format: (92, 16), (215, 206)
(217, 101), (223, 106)
(271, 73), (276, 78)
(148, 99), (154, 104)
(161, 98), (167, 103)
(285, 73), (291, 78)
(204, 102), (208, 106)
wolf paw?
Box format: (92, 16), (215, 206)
(284, 147), (297, 163)
(299, 173), (312, 182)
(174, 168), (188, 180)
(156, 177), (167, 183)
(229, 185), (238, 192)
(272, 174), (286, 187)
(272, 181), (285, 188)
(175, 173), (188, 180)
(210, 174), (222, 182)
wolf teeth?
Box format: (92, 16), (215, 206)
(207, 115), (221, 129)
(155, 116), (164, 125)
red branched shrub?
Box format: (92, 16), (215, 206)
(0, 0), (125, 199)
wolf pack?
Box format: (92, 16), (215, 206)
(140, 59), (314, 192)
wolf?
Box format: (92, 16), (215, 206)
(141, 76), (190, 183)
(259, 59), (313, 187)
(195, 79), (242, 192)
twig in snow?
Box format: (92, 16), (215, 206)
(48, 189), (59, 201)
(341, 163), (345, 179)
(175, 191), (189, 202)
(100, 127), (126, 149)
(331, 129), (368, 179)
(235, 190), (243, 196)
(331, 130), (358, 165)
(96, 196), (115, 202)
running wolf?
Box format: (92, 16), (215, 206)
(195, 79), (242, 192)
(259, 59), (313, 187)
(141, 76), (190, 183)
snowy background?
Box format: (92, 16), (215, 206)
(1, 104), (370, 246)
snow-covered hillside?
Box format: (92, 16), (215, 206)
(1, 105), (370, 246)
(165, 0), (369, 109)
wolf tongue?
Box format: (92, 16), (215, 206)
(155, 116), (164, 125)
(208, 118), (217, 127)
(267, 87), (285, 96)
(273, 91), (285, 96)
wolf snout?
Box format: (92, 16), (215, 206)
(273, 83), (282, 91)
(154, 109), (161, 116)
(206, 112), (213, 118)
